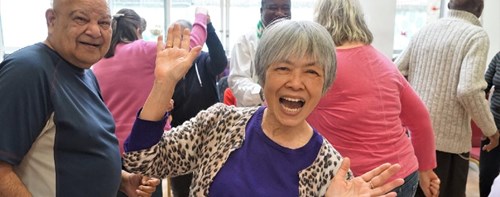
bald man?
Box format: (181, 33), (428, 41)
(396, 0), (499, 196)
(0, 0), (159, 196)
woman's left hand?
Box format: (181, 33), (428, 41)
(326, 158), (404, 197)
(418, 170), (440, 197)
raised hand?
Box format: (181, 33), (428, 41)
(326, 158), (404, 197)
(154, 23), (201, 84)
(140, 24), (201, 121)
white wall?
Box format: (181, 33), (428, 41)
(359, 0), (397, 59)
(482, 0), (500, 63)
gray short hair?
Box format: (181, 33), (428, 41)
(255, 20), (336, 95)
(313, 0), (373, 46)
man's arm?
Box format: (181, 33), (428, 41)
(456, 33), (498, 138)
(395, 36), (414, 77)
(228, 34), (263, 107)
(0, 161), (31, 197)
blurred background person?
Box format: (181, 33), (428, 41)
(92, 7), (209, 197)
(309, 0), (439, 196)
(483, 51), (500, 197)
(228, 0), (291, 107)
(168, 16), (227, 197)
(396, 0), (500, 196)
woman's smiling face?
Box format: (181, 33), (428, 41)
(263, 55), (325, 128)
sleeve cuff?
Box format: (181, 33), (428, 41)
(124, 109), (170, 152)
(194, 13), (208, 26)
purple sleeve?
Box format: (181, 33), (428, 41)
(190, 13), (208, 49)
(124, 110), (170, 152)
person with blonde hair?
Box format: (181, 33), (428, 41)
(309, 0), (440, 196)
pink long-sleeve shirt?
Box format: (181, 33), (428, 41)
(307, 45), (436, 180)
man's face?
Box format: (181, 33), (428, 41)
(260, 0), (291, 26)
(46, 0), (112, 69)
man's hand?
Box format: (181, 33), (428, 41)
(120, 171), (161, 197)
(483, 131), (499, 152)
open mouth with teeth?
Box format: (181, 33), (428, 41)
(280, 97), (305, 112)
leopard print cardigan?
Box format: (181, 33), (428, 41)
(123, 103), (349, 196)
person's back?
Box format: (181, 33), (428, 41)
(310, 0), (438, 196)
(396, 0), (500, 196)
(309, 45), (430, 180)
(396, 1), (497, 154)
(93, 39), (157, 153)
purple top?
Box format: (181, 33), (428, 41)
(125, 107), (322, 196)
(208, 107), (322, 196)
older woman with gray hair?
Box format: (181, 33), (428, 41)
(121, 20), (404, 196)
(309, 0), (440, 196)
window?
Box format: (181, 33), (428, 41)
(393, 0), (443, 57)
(0, 0), (51, 57)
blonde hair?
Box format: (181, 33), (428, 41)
(313, 0), (373, 46)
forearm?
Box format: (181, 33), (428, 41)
(228, 60), (263, 106)
(400, 84), (436, 170)
(228, 75), (263, 106)
(140, 79), (177, 121)
(459, 93), (497, 137)
(206, 23), (228, 75)
(190, 13), (208, 48)
(0, 162), (31, 197)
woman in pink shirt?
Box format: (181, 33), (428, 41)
(309, 0), (440, 196)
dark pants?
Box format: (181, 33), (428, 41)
(117, 179), (163, 197)
(391, 170), (419, 197)
(170, 173), (193, 197)
(415, 151), (469, 197)
(480, 138), (500, 197)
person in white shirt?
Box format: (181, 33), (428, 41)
(228, 0), (291, 107)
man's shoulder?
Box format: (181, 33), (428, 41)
(1, 43), (55, 73)
(416, 18), (486, 39)
(235, 30), (258, 43)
